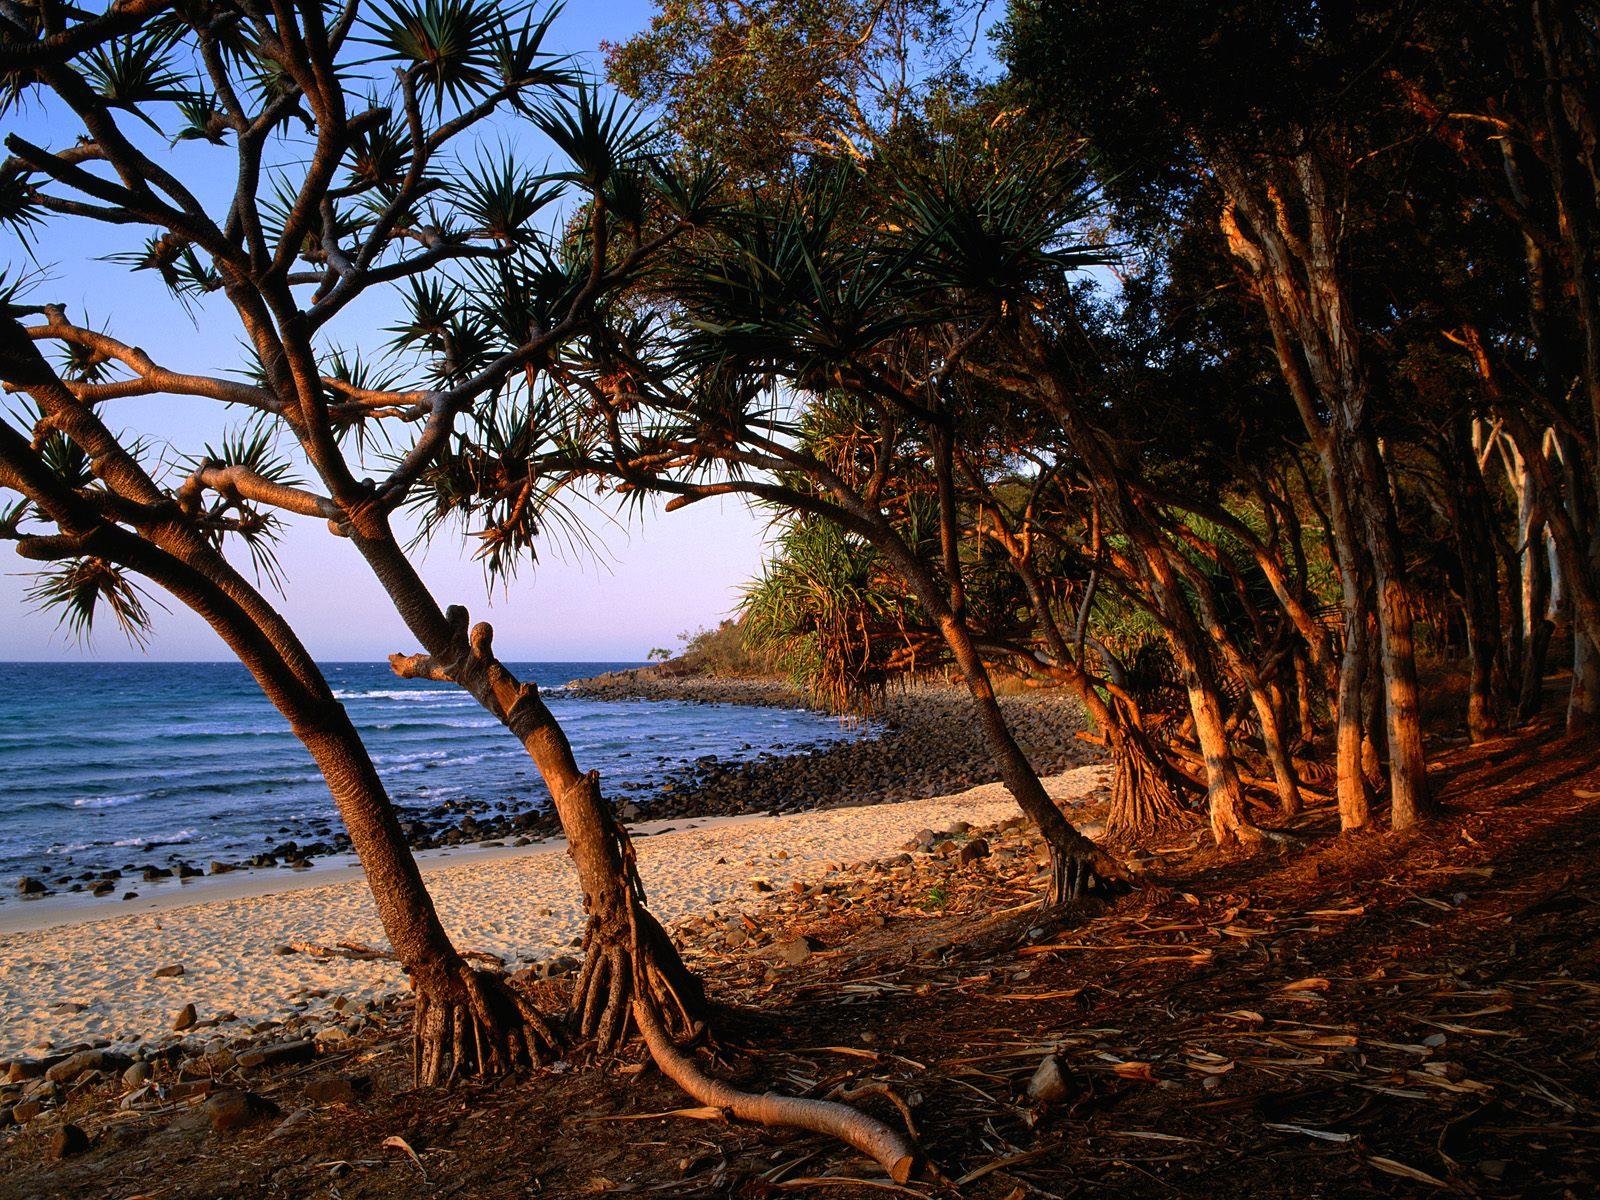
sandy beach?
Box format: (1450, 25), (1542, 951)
(0, 766), (1107, 1059)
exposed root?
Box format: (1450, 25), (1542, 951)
(1043, 831), (1130, 906)
(632, 985), (919, 1184)
(570, 805), (710, 1055)
(1103, 737), (1195, 845)
(572, 904), (708, 1054)
(412, 960), (562, 1087)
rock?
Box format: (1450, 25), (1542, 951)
(235, 1040), (315, 1070)
(539, 954), (579, 979)
(312, 1027), (352, 1050)
(957, 837), (991, 867)
(949, 820), (973, 835)
(773, 936), (818, 966)
(46, 1049), (128, 1083)
(50, 1001), (87, 1015)
(154, 964), (185, 978)
(1027, 1054), (1073, 1103)
(9, 1098), (42, 1123)
(6, 1059), (43, 1083)
(172, 1003), (198, 1031)
(749, 877), (774, 892)
(91, 880), (115, 896)
(16, 876), (46, 895)
(208, 861), (236, 875)
(913, 828), (936, 848)
(204, 1089), (279, 1133)
(304, 1074), (357, 1105)
(122, 1061), (152, 1088)
(723, 927), (749, 949)
(50, 1123), (89, 1158)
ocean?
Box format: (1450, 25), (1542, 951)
(0, 662), (856, 896)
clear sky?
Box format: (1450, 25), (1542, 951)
(0, 1), (777, 663)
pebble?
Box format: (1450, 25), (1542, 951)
(304, 1073), (357, 1105)
(172, 1003), (197, 1031)
(153, 964), (185, 978)
(958, 837), (991, 867)
(1028, 1054), (1073, 1103)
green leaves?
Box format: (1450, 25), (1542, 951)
(887, 150), (1110, 307)
(0, 165), (42, 250)
(24, 557), (159, 648)
(81, 30), (191, 129)
(453, 151), (557, 244)
(530, 82), (650, 189)
(363, 0), (529, 111)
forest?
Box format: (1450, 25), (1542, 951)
(1, 0), (1598, 1196)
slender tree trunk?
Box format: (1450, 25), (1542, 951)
(1345, 431), (1429, 827)
(353, 524), (705, 1048)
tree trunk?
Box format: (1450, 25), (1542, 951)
(363, 534), (708, 1051)
(936, 614), (1125, 902)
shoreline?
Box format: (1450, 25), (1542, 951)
(5, 674), (1089, 913)
(0, 765), (1109, 1060)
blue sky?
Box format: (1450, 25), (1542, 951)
(0, 1), (777, 662)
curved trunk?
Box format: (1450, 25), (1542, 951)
(350, 523), (706, 1048)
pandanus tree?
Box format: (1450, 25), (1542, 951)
(517, 166), (1129, 901)
(0, 1), (921, 1173)
(0, 0), (717, 1064)
(1004, 0), (1436, 831)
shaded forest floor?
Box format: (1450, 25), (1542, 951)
(5, 721), (1598, 1199)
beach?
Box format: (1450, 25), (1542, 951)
(0, 766), (1109, 1059)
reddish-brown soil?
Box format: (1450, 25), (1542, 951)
(4, 722), (1597, 1198)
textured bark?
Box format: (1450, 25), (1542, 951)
(378, 586), (709, 1050)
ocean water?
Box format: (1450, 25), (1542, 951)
(0, 662), (856, 892)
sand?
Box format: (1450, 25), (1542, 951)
(0, 766), (1108, 1058)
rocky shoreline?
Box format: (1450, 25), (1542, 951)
(11, 671), (1092, 906)
(566, 669), (1096, 820)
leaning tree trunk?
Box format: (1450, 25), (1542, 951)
(0, 325), (553, 1084)
(936, 615), (1126, 903)
(293, 704), (560, 1083)
(350, 522), (708, 1053)
(1003, 549), (1192, 843)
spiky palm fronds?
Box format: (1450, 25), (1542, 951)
(24, 557), (159, 647)
(663, 167), (927, 380)
(343, 110), (415, 195)
(0, 166), (42, 250)
(182, 421), (303, 590)
(105, 235), (221, 307)
(80, 31), (190, 130)
(742, 515), (924, 714)
(886, 151), (1112, 307)
(452, 151), (558, 245)
(361, 0), (521, 112)
(406, 383), (603, 581)
(171, 91), (231, 144)
(532, 81), (651, 189)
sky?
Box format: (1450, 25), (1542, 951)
(0, 1), (778, 663)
